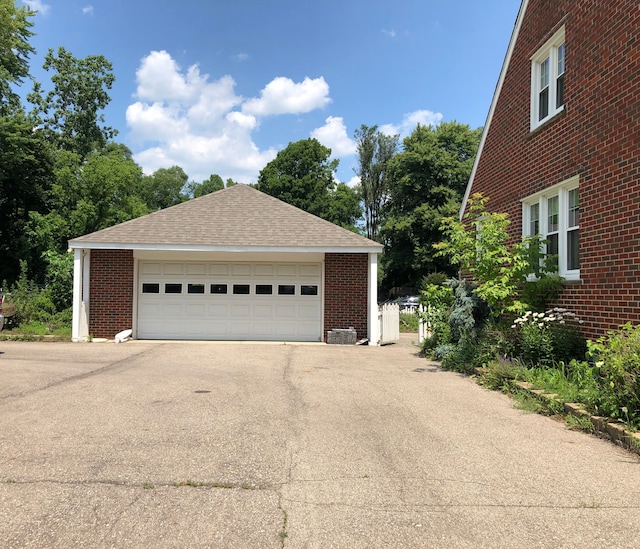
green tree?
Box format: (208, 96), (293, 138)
(187, 173), (224, 198)
(380, 122), (482, 290)
(28, 143), (146, 259)
(257, 138), (362, 229)
(0, 110), (53, 283)
(28, 47), (117, 158)
(435, 193), (531, 316)
(0, 0), (35, 112)
(138, 165), (188, 210)
(354, 125), (399, 241)
(257, 138), (337, 214)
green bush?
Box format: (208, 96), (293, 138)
(588, 323), (640, 427)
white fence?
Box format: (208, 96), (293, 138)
(418, 304), (431, 345)
(378, 302), (400, 345)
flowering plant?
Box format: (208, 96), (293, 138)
(511, 308), (585, 366)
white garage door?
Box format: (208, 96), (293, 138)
(137, 261), (322, 341)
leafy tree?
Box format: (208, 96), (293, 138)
(354, 125), (399, 241)
(138, 165), (188, 210)
(380, 122), (482, 290)
(187, 173), (224, 198)
(323, 182), (362, 232)
(28, 143), (146, 262)
(256, 138), (361, 229)
(0, 0), (35, 112)
(435, 193), (531, 316)
(0, 110), (53, 283)
(28, 46), (117, 158)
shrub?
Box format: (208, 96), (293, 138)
(419, 281), (454, 352)
(587, 323), (640, 427)
(511, 308), (586, 367)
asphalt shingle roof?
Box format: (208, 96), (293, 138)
(69, 184), (382, 251)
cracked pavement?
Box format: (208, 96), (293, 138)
(1, 336), (640, 548)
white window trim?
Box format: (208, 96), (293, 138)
(521, 175), (579, 280)
(530, 25), (565, 130)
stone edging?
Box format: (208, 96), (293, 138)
(513, 380), (640, 457)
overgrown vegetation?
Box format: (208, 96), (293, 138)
(421, 194), (640, 430)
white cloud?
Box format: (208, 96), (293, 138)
(242, 76), (331, 116)
(232, 53), (249, 62)
(22, 0), (50, 15)
(128, 51), (334, 183)
(382, 29), (396, 38)
(311, 116), (356, 156)
(380, 109), (443, 137)
(82, 5), (94, 15)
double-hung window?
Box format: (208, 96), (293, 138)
(522, 176), (579, 280)
(531, 26), (565, 130)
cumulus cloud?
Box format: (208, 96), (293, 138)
(242, 76), (331, 116)
(380, 109), (443, 136)
(311, 116), (356, 156)
(127, 51), (332, 183)
(82, 5), (94, 15)
(22, 0), (50, 15)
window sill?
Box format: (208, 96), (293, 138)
(528, 107), (566, 138)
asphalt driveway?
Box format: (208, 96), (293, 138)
(1, 337), (640, 548)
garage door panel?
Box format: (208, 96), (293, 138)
(186, 263), (206, 275)
(254, 304), (274, 318)
(209, 264), (228, 276)
(299, 264), (320, 277)
(254, 264), (274, 276)
(232, 264), (251, 276)
(208, 303), (228, 317)
(138, 261), (322, 341)
(231, 304), (251, 317)
(185, 303), (206, 316)
(164, 264), (184, 275)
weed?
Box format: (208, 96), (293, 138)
(565, 414), (594, 433)
(512, 391), (551, 415)
(142, 483), (155, 489)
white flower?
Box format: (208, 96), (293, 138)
(511, 324), (516, 329)
(538, 323), (545, 328)
(559, 320), (565, 324)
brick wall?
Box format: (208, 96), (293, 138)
(324, 253), (369, 341)
(467, 0), (640, 340)
(89, 249), (134, 339)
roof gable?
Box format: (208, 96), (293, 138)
(69, 184), (381, 252)
(459, 0), (528, 218)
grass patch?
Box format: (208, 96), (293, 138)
(566, 414), (594, 433)
(399, 312), (419, 332)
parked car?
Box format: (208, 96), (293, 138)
(398, 295), (420, 311)
(0, 291), (15, 331)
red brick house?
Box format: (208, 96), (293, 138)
(68, 184), (382, 343)
(460, 0), (640, 339)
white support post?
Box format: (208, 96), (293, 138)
(72, 249), (90, 342)
(367, 252), (379, 346)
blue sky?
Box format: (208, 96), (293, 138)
(22, 0), (521, 185)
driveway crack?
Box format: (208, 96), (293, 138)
(0, 345), (161, 401)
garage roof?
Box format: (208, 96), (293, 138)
(69, 184), (382, 252)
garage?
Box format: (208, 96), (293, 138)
(69, 184), (382, 343)
(137, 260), (322, 341)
